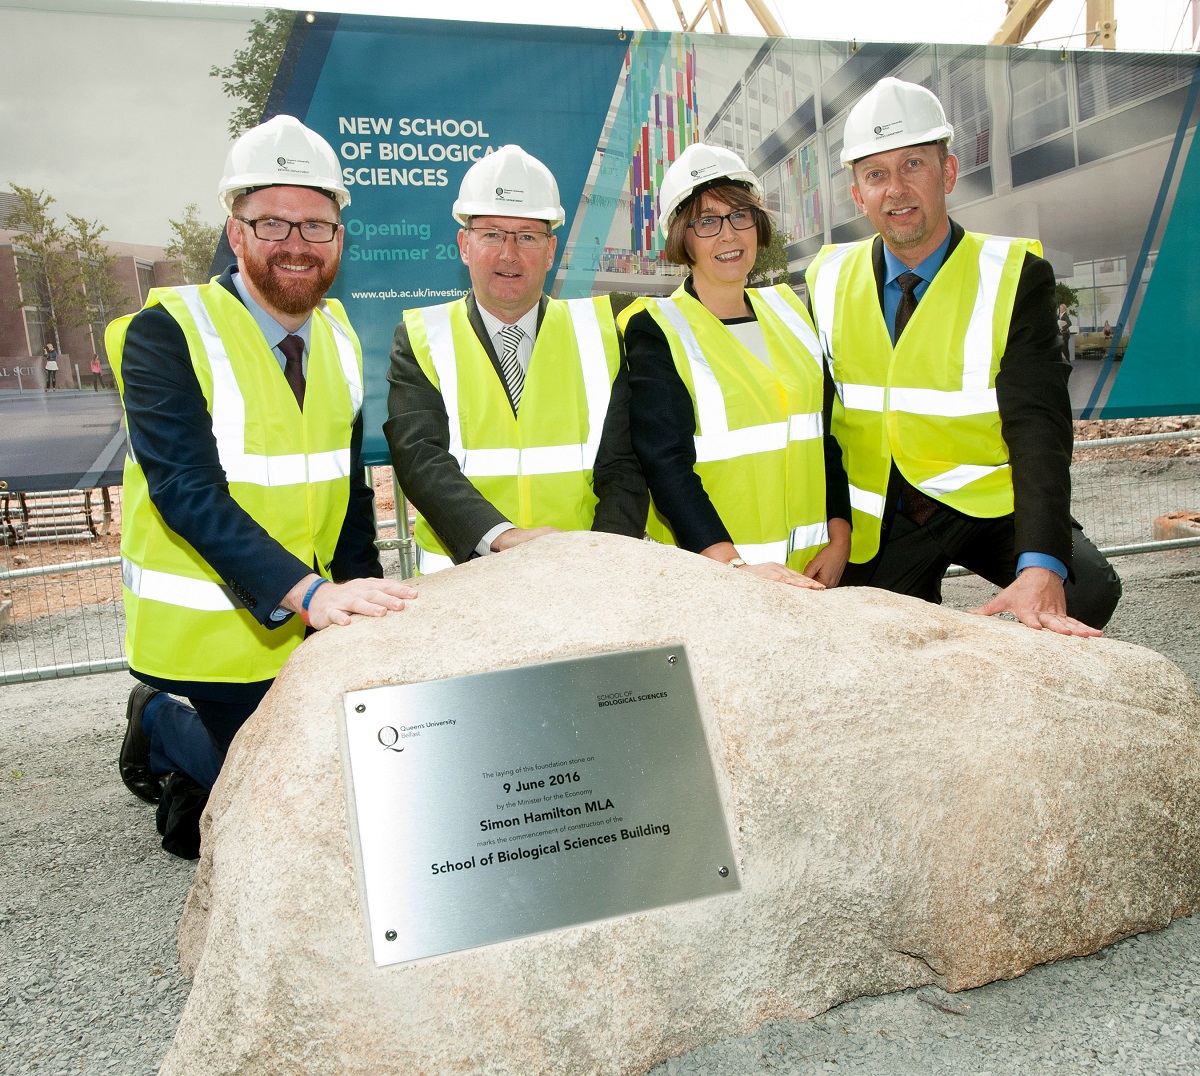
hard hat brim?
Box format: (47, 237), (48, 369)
(841, 128), (954, 168)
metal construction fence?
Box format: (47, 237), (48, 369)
(2, 435), (1199, 686)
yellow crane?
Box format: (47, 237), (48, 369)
(627, 0), (1125, 48)
(628, 0), (785, 35)
(990, 0), (1117, 48)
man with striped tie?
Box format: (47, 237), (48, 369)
(805, 77), (1120, 635)
(385, 145), (647, 574)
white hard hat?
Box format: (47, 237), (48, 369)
(452, 145), (565, 229)
(217, 114), (350, 214)
(840, 77), (954, 167)
(657, 143), (762, 237)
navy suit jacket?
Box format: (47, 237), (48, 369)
(119, 266), (380, 700)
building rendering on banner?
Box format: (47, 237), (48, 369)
(697, 39), (1196, 333)
(0, 190), (178, 392)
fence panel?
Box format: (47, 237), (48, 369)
(3, 442), (1199, 684)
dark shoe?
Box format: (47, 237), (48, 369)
(155, 772), (208, 860)
(120, 683), (162, 804)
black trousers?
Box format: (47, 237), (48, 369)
(843, 509), (1122, 630)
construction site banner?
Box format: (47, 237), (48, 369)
(2, 1), (1199, 493)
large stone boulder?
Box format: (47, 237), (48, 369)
(162, 532), (1200, 1075)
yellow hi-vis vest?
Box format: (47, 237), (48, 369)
(106, 281), (364, 683)
(404, 296), (621, 574)
(805, 232), (1036, 565)
(619, 283), (829, 571)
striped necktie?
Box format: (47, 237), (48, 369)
(497, 324), (525, 411)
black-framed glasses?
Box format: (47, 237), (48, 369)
(686, 209), (759, 238)
(465, 227), (551, 249)
(236, 217), (340, 243)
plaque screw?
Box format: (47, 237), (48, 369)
(385, 929), (397, 941)
(355, 704), (366, 713)
(718, 866), (729, 878)
(667, 655), (677, 665)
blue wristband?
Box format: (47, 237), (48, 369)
(300, 577), (329, 626)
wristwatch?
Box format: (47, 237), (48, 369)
(727, 557), (747, 569)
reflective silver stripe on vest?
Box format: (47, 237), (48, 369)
(737, 522), (829, 565)
(888, 386), (998, 417)
(415, 546), (455, 575)
(918, 462), (1009, 497)
(318, 301), (364, 415)
(175, 287), (352, 487)
(962, 239), (1015, 393)
(422, 303), (466, 468)
(754, 287), (824, 376)
(849, 484), (886, 519)
(654, 298), (729, 435)
(810, 243), (856, 363)
(654, 298), (822, 465)
(123, 557), (236, 611)
(837, 382), (885, 411)
(424, 299), (611, 478)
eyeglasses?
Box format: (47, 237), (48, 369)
(236, 217), (340, 243)
(686, 209), (759, 238)
(465, 227), (551, 249)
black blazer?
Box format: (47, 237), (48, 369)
(383, 293), (648, 564)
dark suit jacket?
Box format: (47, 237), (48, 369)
(119, 265), (381, 700)
(864, 221), (1074, 568)
(622, 278), (851, 554)
(383, 293), (648, 564)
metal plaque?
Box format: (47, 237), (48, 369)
(342, 645), (739, 966)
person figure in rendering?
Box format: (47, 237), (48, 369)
(43, 343), (58, 390)
(384, 144), (647, 572)
(806, 77), (1121, 634)
(108, 115), (414, 858)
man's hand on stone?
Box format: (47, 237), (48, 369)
(968, 566), (1102, 637)
(284, 575), (417, 630)
(490, 526), (559, 552)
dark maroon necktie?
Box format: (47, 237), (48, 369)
(279, 334), (305, 409)
(894, 272), (922, 339)
(892, 272), (938, 525)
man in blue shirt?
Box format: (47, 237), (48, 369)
(112, 116), (414, 857)
(808, 77), (1120, 634)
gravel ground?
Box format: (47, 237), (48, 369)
(1, 547), (1197, 1076)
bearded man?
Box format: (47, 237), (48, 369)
(107, 115), (414, 858)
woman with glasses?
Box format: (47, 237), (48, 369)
(618, 144), (850, 588)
